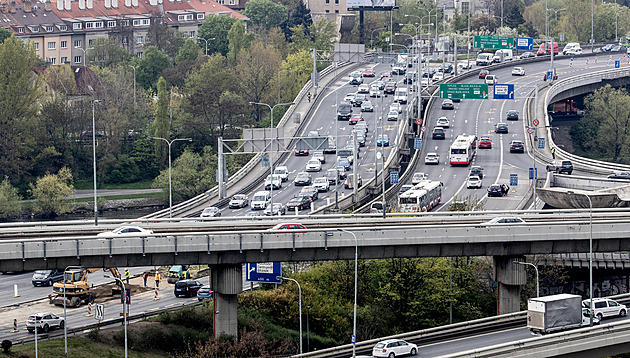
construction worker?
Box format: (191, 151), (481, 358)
(551, 147), (556, 159)
(155, 271), (161, 289)
(307, 92), (311, 102)
(184, 268), (190, 279)
(124, 269), (130, 284)
(143, 272), (149, 287)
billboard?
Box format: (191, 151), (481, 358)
(347, 0), (395, 9)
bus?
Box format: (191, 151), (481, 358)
(449, 134), (477, 166)
(399, 180), (443, 212)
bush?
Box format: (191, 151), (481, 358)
(1, 339), (12, 352)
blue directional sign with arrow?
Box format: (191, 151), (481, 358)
(493, 84), (514, 100)
(515, 37), (533, 51)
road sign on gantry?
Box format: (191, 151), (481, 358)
(493, 84), (514, 100)
(440, 83), (489, 99)
(474, 36), (514, 49)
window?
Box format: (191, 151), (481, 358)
(73, 22), (82, 30)
(46, 26), (54, 32)
(177, 14), (193, 21)
(47, 41), (56, 49)
(229, 0), (236, 4)
(107, 20), (116, 27)
(136, 36), (143, 44)
(61, 56), (68, 63)
(216, 0), (224, 4)
(132, 18), (150, 26)
(122, 37), (128, 45)
(61, 40), (67, 48)
(88, 39), (93, 46)
(59, 25), (67, 31)
(196, 13), (204, 20)
(335, 9), (339, 12)
(34, 42), (39, 50)
(74, 55), (81, 63)
(74, 40), (82, 47)
(47, 57), (56, 65)
(325, 9), (329, 12)
(136, 52), (143, 57)
(86, 22), (94, 29)
(121, 20), (129, 26)
(188, 31), (195, 38)
(461, 1), (469, 14)
(17, 27), (24, 33)
(31, 26), (39, 32)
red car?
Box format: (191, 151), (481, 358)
(295, 146), (309, 156)
(479, 70), (490, 79)
(479, 136), (492, 149)
(380, 73), (392, 80)
(349, 113), (364, 125)
(362, 69), (375, 77)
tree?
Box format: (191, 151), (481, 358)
(198, 15), (238, 56)
(175, 38), (201, 63)
(151, 147), (215, 202)
(243, 0), (288, 31)
(311, 18), (337, 51)
(289, 24), (312, 52)
(277, 49), (311, 103)
(0, 27), (10, 44)
(135, 46), (172, 90)
(29, 167), (75, 217)
(557, 0), (592, 42)
(154, 77), (170, 169)
(145, 12), (186, 59)
(227, 20), (254, 62)
(43, 64), (78, 96)
(0, 176), (22, 219)
(281, 0), (312, 39)
(87, 37), (130, 67)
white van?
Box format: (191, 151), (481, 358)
(394, 88), (408, 104)
(493, 49), (513, 63)
(562, 42), (582, 55)
(476, 53), (494, 66)
(250, 191), (271, 210)
(274, 166), (289, 182)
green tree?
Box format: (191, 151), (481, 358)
(558, 0), (592, 42)
(311, 18), (337, 51)
(198, 15), (238, 56)
(145, 13), (186, 59)
(0, 176), (22, 219)
(151, 147), (215, 202)
(154, 77), (170, 168)
(277, 49), (311, 103)
(43, 64), (78, 96)
(0, 27), (10, 44)
(175, 38), (201, 63)
(136, 46), (172, 90)
(281, 0), (312, 39)
(87, 37), (130, 67)
(29, 167), (75, 217)
(243, 0), (288, 31)
(227, 20), (254, 62)
(289, 24), (312, 52)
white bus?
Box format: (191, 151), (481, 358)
(449, 134), (477, 166)
(399, 180), (443, 212)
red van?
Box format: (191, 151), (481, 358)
(537, 42), (559, 56)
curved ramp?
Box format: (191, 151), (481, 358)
(536, 186), (630, 209)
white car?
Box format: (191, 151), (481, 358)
(228, 194), (248, 208)
(343, 93), (356, 102)
(312, 151), (325, 163)
(420, 77), (431, 86)
(458, 60), (473, 70)
(264, 174), (282, 189)
(313, 177), (330, 192)
(390, 102), (402, 113)
(200, 206), (221, 217)
(511, 67), (525, 76)
(27, 312), (65, 333)
(369, 86), (380, 97)
(97, 226), (154, 237)
(485, 74), (497, 85)
(372, 339), (418, 358)
(432, 72), (444, 81)
(487, 216), (525, 224)
(357, 84), (370, 94)
(361, 100), (374, 112)
(387, 109), (399, 121)
(583, 298), (628, 320)
(466, 176), (482, 189)
(274, 165), (289, 182)
(305, 159), (322, 172)
(411, 172), (428, 184)
(424, 152), (439, 164)
(436, 117), (450, 127)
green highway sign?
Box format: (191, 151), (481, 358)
(474, 36), (514, 49)
(440, 83), (489, 99)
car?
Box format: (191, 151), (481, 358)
(293, 171), (312, 186)
(479, 69), (490, 79)
(32, 269), (64, 286)
(349, 113), (364, 125)
(506, 109), (519, 120)
(467, 175), (482, 189)
(487, 183), (509, 197)
(485, 74), (497, 85)
(344, 173), (363, 189)
(369, 86), (381, 97)
(196, 285), (213, 301)
(520, 51), (535, 58)
(478, 136), (492, 149)
(487, 216), (525, 224)
(441, 99), (454, 109)
(244, 211), (261, 218)
(469, 166), (484, 179)
(200, 206), (221, 218)
(362, 69), (375, 77)
(299, 186), (319, 201)
(602, 44), (615, 52)
(353, 94), (367, 107)
(305, 159), (322, 172)
(420, 77), (431, 86)
(343, 92), (357, 103)
(379, 72), (392, 80)
(26, 313), (64, 333)
(337, 157), (351, 171)
(269, 222), (306, 231)
(361, 100), (374, 112)
(357, 84), (370, 94)
(307, 130), (319, 138)
(424, 152), (439, 164)
(337, 102), (353, 121)
(510, 140), (525, 153)
(391, 64), (406, 75)
(403, 71), (415, 84)
(325, 168), (340, 184)
(349, 71), (363, 85)
(608, 171), (630, 179)
(355, 122), (368, 134)
(264, 203), (286, 216)
(432, 72), (444, 82)
(274, 166), (289, 182)
(458, 60), (473, 70)
(547, 160), (573, 174)
(565, 48), (583, 55)
(174, 279), (203, 297)
(356, 132), (366, 147)
(432, 127), (445, 139)
(295, 145), (309, 156)
(583, 298), (627, 320)
(372, 339), (418, 358)
(286, 196), (312, 211)
(495, 122), (508, 133)
(313, 177), (330, 192)
(384, 82), (396, 94)
(97, 226), (154, 237)
(399, 184), (414, 194)
(411, 172), (428, 184)
(438, 63), (453, 73)
(390, 102), (402, 113)
(387, 109), (399, 121)
(228, 194), (249, 208)
(376, 134), (389, 146)
(264, 174), (283, 189)
(436, 117), (450, 127)
(373, 80), (385, 89)
(614, 45), (625, 52)
(312, 151), (325, 164)
(511, 67), (525, 76)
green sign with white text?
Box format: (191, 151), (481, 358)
(440, 83), (489, 99)
(473, 36), (514, 49)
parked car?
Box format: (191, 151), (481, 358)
(32, 269), (64, 287)
(432, 127), (445, 139)
(583, 298), (627, 320)
(547, 160), (573, 174)
(478, 136), (492, 149)
(467, 175), (482, 189)
(286, 196), (312, 211)
(200, 206), (221, 218)
(197, 285), (213, 301)
(488, 183), (509, 197)
(441, 99), (454, 109)
(506, 110), (519, 120)
(411, 172), (428, 184)
(264, 203), (286, 216)
(174, 279), (203, 298)
(228, 194), (249, 209)
(511, 67), (525, 76)
(436, 117), (450, 127)
(469, 166), (484, 179)
(305, 159), (322, 172)
(26, 313), (64, 333)
(313, 177), (330, 192)
(510, 140), (525, 153)
(372, 339), (418, 358)
(495, 122), (508, 133)
(424, 152), (440, 164)
(293, 172), (312, 186)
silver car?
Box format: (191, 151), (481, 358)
(27, 312), (64, 333)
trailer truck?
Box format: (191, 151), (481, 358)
(527, 294), (598, 334)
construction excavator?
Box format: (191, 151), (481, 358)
(50, 267), (123, 307)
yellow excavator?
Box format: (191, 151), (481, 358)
(50, 267), (123, 307)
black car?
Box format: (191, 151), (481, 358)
(510, 140), (524, 153)
(495, 123), (508, 133)
(432, 127), (445, 139)
(469, 166), (484, 179)
(422, 69), (436, 78)
(488, 184), (509, 197)
(438, 63), (453, 73)
(506, 110), (519, 120)
(293, 172), (312, 186)
(547, 160), (573, 174)
(32, 269), (64, 286)
(608, 171), (630, 180)
(286, 196), (312, 211)
(174, 279), (203, 297)
(442, 99), (454, 109)
(337, 102), (353, 120)
(384, 83), (396, 94)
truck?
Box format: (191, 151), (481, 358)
(50, 267), (122, 308)
(527, 294), (595, 334)
(167, 265), (189, 284)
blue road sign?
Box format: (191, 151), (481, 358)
(615, 60), (621, 68)
(493, 84), (514, 100)
(529, 168), (538, 180)
(246, 263), (282, 283)
(515, 37), (533, 51)
(121, 288), (131, 304)
(537, 137), (545, 149)
(390, 171), (399, 185)
(510, 174), (518, 186)
(414, 138), (422, 150)
(570, 57), (574, 62)
(547, 71), (554, 80)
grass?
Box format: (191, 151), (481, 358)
(74, 179), (155, 190)
(3, 336), (169, 358)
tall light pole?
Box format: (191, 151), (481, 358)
(371, 27), (387, 50)
(591, 0), (595, 52)
(78, 47), (87, 66)
(197, 37), (215, 56)
(129, 65), (137, 108)
(249, 102), (294, 214)
(105, 275), (128, 358)
(14, 304), (38, 358)
(278, 276), (302, 355)
(92, 99), (101, 226)
(337, 228), (358, 358)
(148, 137), (193, 218)
(568, 190), (594, 326)
(514, 261), (539, 297)
(306, 305), (311, 352)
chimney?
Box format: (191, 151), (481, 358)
(149, 0), (156, 5)
(44, 0), (51, 11)
(124, 0), (130, 7)
(87, 0), (92, 9)
(8, 0), (15, 13)
(24, 0), (32, 12)
(79, 0), (84, 9)
(131, 0), (137, 6)
(64, 0), (70, 11)
(104, 0), (110, 8)
(56, 0), (62, 10)
(112, 0), (117, 7)
(0, 2), (7, 14)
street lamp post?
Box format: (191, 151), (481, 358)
(147, 137), (193, 218)
(371, 27), (387, 50)
(567, 190), (594, 326)
(14, 305), (38, 358)
(92, 99), (101, 226)
(278, 276), (302, 355)
(105, 275), (128, 358)
(513, 261), (539, 297)
(306, 305), (311, 352)
(249, 102), (294, 214)
(591, 0), (595, 52)
(198, 37), (215, 56)
(129, 65), (137, 108)
(337, 228), (358, 358)
(78, 47), (87, 66)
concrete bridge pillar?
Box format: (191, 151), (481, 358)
(494, 255), (526, 315)
(211, 264), (242, 338)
